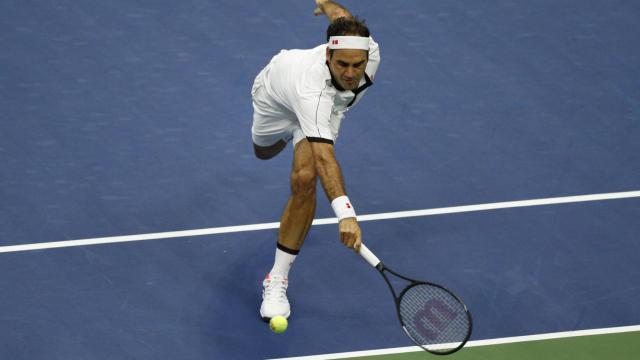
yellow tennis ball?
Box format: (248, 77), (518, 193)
(269, 316), (288, 334)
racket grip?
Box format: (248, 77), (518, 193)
(359, 243), (381, 268)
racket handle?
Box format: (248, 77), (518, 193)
(359, 243), (381, 268)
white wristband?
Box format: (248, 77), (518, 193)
(331, 195), (356, 221)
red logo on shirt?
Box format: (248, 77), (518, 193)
(346, 203), (351, 208)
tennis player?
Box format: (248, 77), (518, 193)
(252, 0), (381, 320)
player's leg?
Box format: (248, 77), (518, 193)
(260, 137), (317, 320)
(253, 139), (287, 160)
(277, 138), (317, 251)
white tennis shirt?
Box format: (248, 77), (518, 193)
(257, 37), (380, 144)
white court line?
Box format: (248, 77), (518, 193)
(1, 190), (639, 254)
(267, 324), (640, 360)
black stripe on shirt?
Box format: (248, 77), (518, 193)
(347, 72), (373, 107)
(307, 137), (334, 145)
(314, 83), (329, 138)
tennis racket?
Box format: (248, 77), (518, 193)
(359, 244), (472, 355)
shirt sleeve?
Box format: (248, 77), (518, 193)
(366, 36), (381, 80)
(291, 68), (336, 144)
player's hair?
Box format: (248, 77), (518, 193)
(326, 16), (370, 58)
(326, 16), (370, 41)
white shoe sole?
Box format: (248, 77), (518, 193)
(260, 309), (291, 322)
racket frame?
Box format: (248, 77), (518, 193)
(362, 245), (472, 355)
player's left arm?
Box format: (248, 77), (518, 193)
(313, 0), (352, 21)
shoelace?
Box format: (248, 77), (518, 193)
(264, 278), (288, 303)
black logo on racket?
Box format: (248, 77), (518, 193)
(413, 298), (459, 340)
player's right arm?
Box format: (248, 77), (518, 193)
(309, 141), (362, 252)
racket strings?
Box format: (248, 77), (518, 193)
(399, 284), (470, 353)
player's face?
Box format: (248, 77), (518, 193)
(326, 48), (368, 91)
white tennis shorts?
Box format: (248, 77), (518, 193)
(251, 66), (305, 147)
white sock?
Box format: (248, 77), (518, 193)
(269, 247), (297, 278)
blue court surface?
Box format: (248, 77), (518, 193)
(1, 1), (639, 359)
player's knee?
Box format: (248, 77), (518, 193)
(290, 167), (317, 196)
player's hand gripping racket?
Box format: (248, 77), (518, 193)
(359, 244), (472, 355)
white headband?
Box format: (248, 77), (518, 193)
(327, 36), (369, 50)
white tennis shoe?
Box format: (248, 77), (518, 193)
(260, 274), (291, 320)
